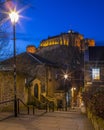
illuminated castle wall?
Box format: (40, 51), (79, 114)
(40, 30), (95, 50)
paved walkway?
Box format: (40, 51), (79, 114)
(0, 110), (94, 130)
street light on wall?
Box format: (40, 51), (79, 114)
(71, 87), (76, 108)
(9, 10), (19, 117)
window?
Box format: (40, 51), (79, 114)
(92, 68), (100, 80)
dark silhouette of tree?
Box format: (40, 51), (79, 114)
(0, 0), (10, 60)
(0, 0), (35, 60)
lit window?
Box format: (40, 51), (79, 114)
(92, 68), (100, 80)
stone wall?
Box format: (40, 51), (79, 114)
(87, 110), (104, 130)
(0, 71), (28, 103)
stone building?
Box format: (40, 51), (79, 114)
(0, 47), (67, 109)
(0, 49), (57, 103)
(84, 46), (104, 90)
(40, 30), (95, 51)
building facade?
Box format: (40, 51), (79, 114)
(84, 47), (104, 90)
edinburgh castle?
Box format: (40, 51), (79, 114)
(39, 30), (95, 50)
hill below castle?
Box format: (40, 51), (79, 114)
(37, 45), (82, 70)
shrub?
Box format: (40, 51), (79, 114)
(82, 87), (104, 119)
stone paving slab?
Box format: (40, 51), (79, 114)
(0, 110), (94, 130)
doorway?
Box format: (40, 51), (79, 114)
(34, 84), (39, 98)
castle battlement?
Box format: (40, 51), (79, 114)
(40, 30), (95, 51)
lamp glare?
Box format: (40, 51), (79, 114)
(9, 11), (19, 23)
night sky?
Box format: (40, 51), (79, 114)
(8, 0), (104, 53)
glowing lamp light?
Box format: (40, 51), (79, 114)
(9, 11), (19, 23)
(64, 74), (68, 79)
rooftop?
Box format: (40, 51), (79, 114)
(0, 52), (58, 76)
(89, 46), (104, 61)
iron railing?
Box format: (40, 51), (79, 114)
(17, 98), (29, 115)
(0, 96), (54, 121)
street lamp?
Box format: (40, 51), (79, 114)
(9, 10), (19, 117)
(64, 74), (68, 111)
(64, 74), (68, 80)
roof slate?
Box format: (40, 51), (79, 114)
(0, 52), (58, 76)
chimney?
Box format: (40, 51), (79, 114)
(26, 45), (37, 53)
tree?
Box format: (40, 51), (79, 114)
(0, 0), (35, 60)
(0, 0), (10, 60)
(82, 87), (104, 119)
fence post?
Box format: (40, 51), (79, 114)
(46, 103), (48, 112)
(33, 105), (35, 115)
(53, 102), (54, 112)
(17, 99), (20, 114)
(28, 106), (29, 115)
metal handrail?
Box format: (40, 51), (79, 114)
(33, 97), (47, 109)
(0, 99), (14, 105)
(40, 95), (54, 112)
(17, 98), (29, 115)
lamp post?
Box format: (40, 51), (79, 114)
(64, 74), (68, 111)
(9, 10), (19, 117)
